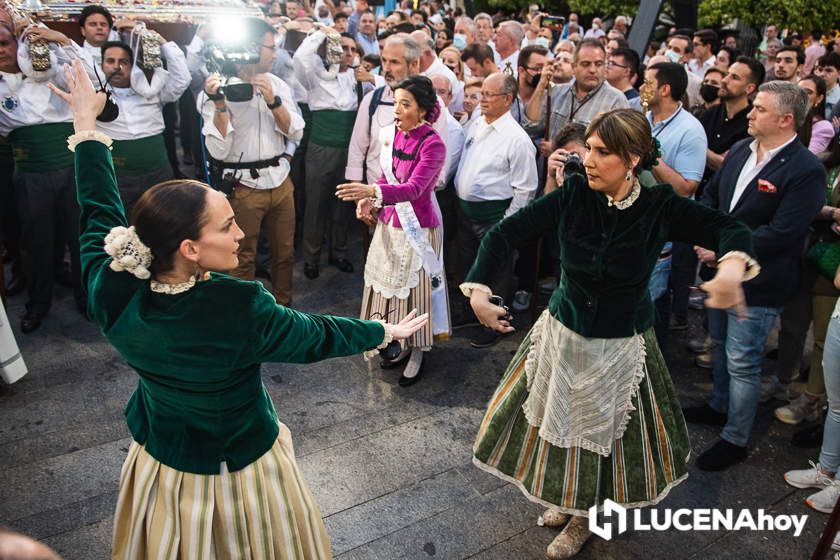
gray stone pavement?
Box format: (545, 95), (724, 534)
(0, 252), (830, 560)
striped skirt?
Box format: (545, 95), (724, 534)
(473, 327), (691, 516)
(360, 225), (443, 349)
(111, 424), (332, 560)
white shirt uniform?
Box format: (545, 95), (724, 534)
(292, 30), (357, 111)
(455, 111), (538, 218)
(444, 110), (465, 185)
(421, 56), (464, 112)
(198, 74), (304, 190)
(97, 42), (190, 140)
(82, 29), (120, 67)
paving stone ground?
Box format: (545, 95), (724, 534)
(0, 246), (829, 560)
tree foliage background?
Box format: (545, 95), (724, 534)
(475, 0), (840, 33)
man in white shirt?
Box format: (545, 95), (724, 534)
(454, 72), (538, 347)
(688, 29), (718, 77)
(77, 5), (125, 67)
(96, 38), (190, 215)
(199, 18), (304, 306)
(494, 21), (523, 78)
(686, 81), (826, 471)
(293, 26), (360, 279)
(411, 30), (464, 112)
(1, 25), (88, 332)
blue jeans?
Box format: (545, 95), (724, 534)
(648, 242), (672, 302)
(708, 305), (782, 446)
(819, 313), (840, 471)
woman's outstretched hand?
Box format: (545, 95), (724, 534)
(47, 59), (106, 133)
(701, 257), (747, 319)
(385, 309), (429, 340)
(337, 182), (376, 201)
(470, 291), (514, 334)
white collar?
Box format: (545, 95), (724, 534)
(605, 179), (641, 210)
(748, 134), (798, 163)
(150, 272), (211, 295)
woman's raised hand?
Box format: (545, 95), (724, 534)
(385, 309), (429, 340)
(47, 59), (106, 133)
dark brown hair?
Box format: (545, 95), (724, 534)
(585, 109), (657, 172)
(131, 180), (212, 275)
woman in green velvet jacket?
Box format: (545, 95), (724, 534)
(51, 60), (427, 560)
(461, 109), (759, 559)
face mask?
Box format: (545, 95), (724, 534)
(665, 49), (682, 64)
(592, 23), (600, 30)
(352, 56), (360, 68)
(528, 73), (541, 88)
(535, 37), (550, 49)
(453, 33), (467, 50)
(700, 83), (720, 103)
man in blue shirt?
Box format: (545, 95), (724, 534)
(355, 10), (379, 56)
(643, 62), (708, 349)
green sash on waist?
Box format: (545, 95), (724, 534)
(310, 109), (356, 148)
(111, 134), (169, 177)
(8, 122), (74, 172)
(458, 198), (512, 223)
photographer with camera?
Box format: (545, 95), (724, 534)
(95, 36), (190, 216)
(293, 24), (362, 279)
(197, 17), (304, 307)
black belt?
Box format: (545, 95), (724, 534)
(209, 155), (283, 179)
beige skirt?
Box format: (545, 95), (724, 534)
(111, 424), (332, 560)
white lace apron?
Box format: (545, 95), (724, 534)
(523, 309), (647, 457)
(363, 222), (427, 299)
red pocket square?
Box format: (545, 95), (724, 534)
(757, 179), (778, 193)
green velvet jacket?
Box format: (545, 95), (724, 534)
(75, 141), (385, 474)
(466, 174), (756, 339)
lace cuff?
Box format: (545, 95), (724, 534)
(67, 130), (113, 152)
(718, 251), (760, 281)
(459, 282), (492, 298)
(363, 320), (395, 360)
(371, 184), (384, 209)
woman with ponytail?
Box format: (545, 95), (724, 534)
(337, 75), (449, 386)
(51, 59), (428, 559)
(462, 108), (760, 558)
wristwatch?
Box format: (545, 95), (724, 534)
(266, 95), (283, 109)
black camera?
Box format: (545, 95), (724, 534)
(203, 41), (260, 102)
(564, 152), (585, 177)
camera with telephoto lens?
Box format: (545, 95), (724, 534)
(563, 152), (585, 177)
(202, 36), (260, 102)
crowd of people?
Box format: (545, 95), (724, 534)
(2, 1), (840, 558)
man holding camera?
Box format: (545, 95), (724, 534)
(96, 36), (190, 216)
(198, 18), (304, 306)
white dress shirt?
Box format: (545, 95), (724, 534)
(687, 55), (715, 76)
(455, 111), (538, 217)
(198, 74), (304, 190)
(292, 31), (357, 111)
(444, 111), (465, 184)
(97, 42), (190, 140)
(730, 134), (799, 211)
(499, 49), (520, 79)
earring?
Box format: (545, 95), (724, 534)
(625, 169), (632, 181)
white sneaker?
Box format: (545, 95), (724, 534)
(512, 290), (532, 312)
(775, 393), (824, 425)
(807, 480), (840, 513)
(784, 461), (834, 489)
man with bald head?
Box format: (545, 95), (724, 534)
(411, 29), (464, 111)
(454, 72), (538, 347)
(494, 21), (524, 77)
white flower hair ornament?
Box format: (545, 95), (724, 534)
(104, 226), (153, 280)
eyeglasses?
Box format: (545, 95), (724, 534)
(524, 65), (544, 73)
(605, 60), (627, 69)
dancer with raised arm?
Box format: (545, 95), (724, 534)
(461, 109), (759, 559)
(51, 59), (427, 560)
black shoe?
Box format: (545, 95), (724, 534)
(329, 257), (354, 273)
(766, 348), (779, 360)
(381, 350), (411, 370)
(470, 328), (501, 348)
(792, 421), (824, 448)
(682, 404), (728, 427)
(696, 439), (748, 471)
(398, 363), (424, 387)
(303, 263), (319, 279)
(5, 273), (25, 296)
(20, 311), (45, 334)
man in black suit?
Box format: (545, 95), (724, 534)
(683, 81), (826, 471)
